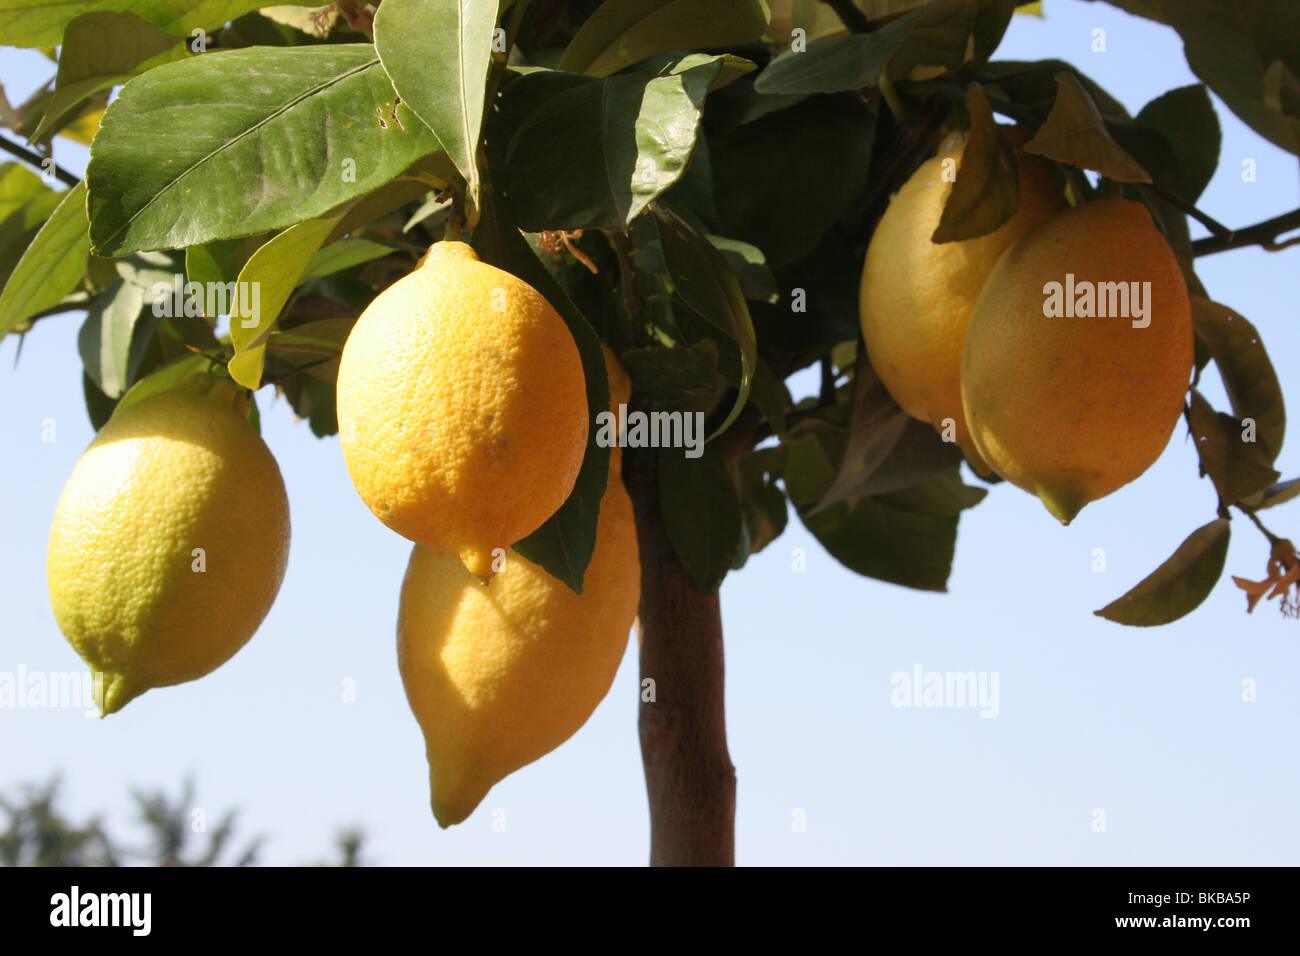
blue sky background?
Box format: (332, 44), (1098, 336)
(2, 1), (1298, 865)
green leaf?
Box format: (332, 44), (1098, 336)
(228, 215), (342, 389)
(1094, 518), (1231, 626)
(711, 93), (875, 267)
(800, 472), (983, 592)
(0, 164), (61, 290)
(1191, 295), (1285, 461)
(28, 12), (187, 144)
(980, 59), (1131, 119)
(1242, 477), (1300, 511)
(1186, 389), (1280, 505)
(185, 234), (271, 287)
(1023, 71), (1152, 181)
(734, 447), (788, 563)
(373, 0), (496, 213)
(82, 371), (118, 431)
(489, 54), (724, 230)
(0, 181), (89, 338)
(621, 340), (725, 415)
(652, 203), (757, 437)
(78, 279), (147, 398)
(811, 358), (910, 513)
(932, 83), (1020, 243)
(658, 443), (743, 591)
(1106, 0), (1300, 155)
(558, 0), (770, 77)
(111, 352), (212, 420)
(0, 0), (272, 47)
(754, 4), (926, 94)
(473, 184), (610, 594)
(303, 238), (394, 280)
(1134, 84), (1220, 202)
(885, 0), (977, 84)
(86, 45), (439, 255)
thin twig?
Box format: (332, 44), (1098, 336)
(0, 135), (79, 186)
(1141, 182), (1233, 239)
(1236, 502), (1281, 546)
(1192, 207), (1300, 257)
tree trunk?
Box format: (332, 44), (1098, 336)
(625, 458), (736, 866)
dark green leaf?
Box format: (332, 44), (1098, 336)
(652, 203), (757, 436)
(658, 443), (742, 591)
(1186, 389), (1280, 504)
(932, 83), (1020, 242)
(754, 4), (927, 94)
(1105, 0), (1300, 155)
(885, 0), (976, 84)
(82, 371), (118, 430)
(1191, 295), (1284, 461)
(473, 185), (610, 593)
(811, 358), (910, 513)
(490, 54), (724, 230)
(734, 448), (788, 565)
(558, 0), (769, 77)
(712, 93), (875, 267)
(1094, 518), (1231, 626)
(801, 472), (982, 592)
(87, 45), (439, 255)
(1022, 72), (1151, 181)
(1134, 84), (1220, 202)
(621, 340), (724, 415)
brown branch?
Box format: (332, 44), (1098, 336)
(0, 135), (79, 187)
(1192, 207), (1300, 257)
(624, 450), (736, 866)
(819, 0), (871, 33)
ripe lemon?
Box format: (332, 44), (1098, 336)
(397, 348), (640, 827)
(46, 379), (290, 715)
(336, 241), (589, 579)
(859, 129), (1064, 469)
(961, 197), (1194, 522)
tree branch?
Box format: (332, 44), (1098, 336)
(1191, 207), (1300, 257)
(819, 0), (871, 34)
(0, 135), (79, 187)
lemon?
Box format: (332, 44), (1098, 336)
(961, 197), (1194, 522)
(46, 378), (290, 714)
(859, 129), (1064, 469)
(336, 241), (589, 578)
(397, 348), (640, 827)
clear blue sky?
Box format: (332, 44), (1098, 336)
(2, 1), (1298, 865)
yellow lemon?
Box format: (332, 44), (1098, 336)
(859, 129), (1064, 469)
(397, 348), (640, 827)
(336, 241), (589, 578)
(961, 197), (1194, 522)
(46, 379), (290, 714)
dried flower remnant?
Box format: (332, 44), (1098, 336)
(1233, 539), (1300, 617)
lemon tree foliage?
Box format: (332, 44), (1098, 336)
(6, 0), (1300, 835)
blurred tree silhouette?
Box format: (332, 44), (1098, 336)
(0, 778), (364, 866)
